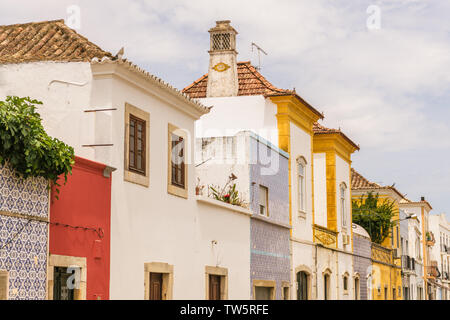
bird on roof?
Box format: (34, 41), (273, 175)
(114, 47), (124, 60)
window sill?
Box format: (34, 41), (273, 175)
(168, 183), (188, 199)
(124, 169), (149, 187)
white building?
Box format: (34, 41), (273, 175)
(184, 20), (359, 300)
(0, 19), (251, 300)
(429, 213), (450, 300)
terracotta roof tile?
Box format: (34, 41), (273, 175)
(313, 122), (360, 150)
(182, 61), (290, 98)
(0, 19), (112, 64)
(351, 168), (381, 189)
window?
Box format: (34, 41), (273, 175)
(209, 275), (222, 300)
(144, 262), (174, 300)
(0, 270), (8, 300)
(354, 277), (360, 300)
(384, 287), (388, 300)
(168, 124), (188, 198)
(340, 183), (347, 227)
(343, 275), (348, 292)
(206, 266), (228, 300)
(259, 185), (269, 217)
(324, 274), (330, 300)
(53, 267), (75, 300)
(124, 103), (150, 187)
(129, 115), (146, 175)
(392, 288), (396, 300)
(297, 271), (308, 300)
(48, 254), (86, 300)
(253, 280), (276, 300)
(282, 283), (290, 300)
(171, 133), (185, 188)
(297, 157), (307, 214)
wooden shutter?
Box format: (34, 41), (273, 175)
(0, 270), (8, 300)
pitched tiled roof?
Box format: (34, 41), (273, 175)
(0, 19), (112, 64)
(351, 168), (381, 189)
(351, 168), (405, 199)
(313, 122), (360, 150)
(182, 61), (290, 98)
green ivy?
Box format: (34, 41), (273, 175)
(0, 96), (74, 196)
(352, 191), (397, 244)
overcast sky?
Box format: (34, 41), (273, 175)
(1, 0), (449, 217)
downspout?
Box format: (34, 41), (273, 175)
(315, 244), (318, 299)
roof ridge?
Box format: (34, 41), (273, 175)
(242, 62), (288, 94)
(0, 19), (65, 29)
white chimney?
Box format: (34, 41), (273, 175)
(206, 20), (239, 97)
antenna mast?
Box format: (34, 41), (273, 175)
(251, 42), (268, 70)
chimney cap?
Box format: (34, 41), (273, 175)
(209, 20), (238, 34)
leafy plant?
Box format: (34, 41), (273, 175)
(0, 96), (74, 197)
(209, 173), (245, 207)
(352, 191), (397, 244)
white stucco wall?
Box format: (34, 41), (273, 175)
(196, 95), (279, 147)
(0, 62), (96, 161)
(313, 153), (327, 227)
(335, 155), (351, 251)
(1, 60), (251, 300)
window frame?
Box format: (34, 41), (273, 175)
(252, 279), (276, 300)
(144, 262), (174, 300)
(205, 266), (228, 300)
(258, 185), (269, 217)
(340, 182), (347, 227)
(47, 254), (87, 300)
(297, 156), (307, 216)
(0, 270), (9, 300)
(128, 114), (146, 175)
(168, 123), (188, 199)
(124, 103), (150, 187)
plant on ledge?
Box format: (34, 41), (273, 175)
(352, 191), (397, 245)
(209, 173), (245, 207)
(0, 96), (74, 198)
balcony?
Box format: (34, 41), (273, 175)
(425, 231), (435, 247)
(427, 261), (441, 278)
(371, 242), (393, 265)
(313, 224), (338, 249)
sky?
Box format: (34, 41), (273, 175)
(1, 0), (449, 217)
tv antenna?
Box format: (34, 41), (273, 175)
(251, 42), (268, 70)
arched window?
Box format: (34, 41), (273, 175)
(297, 157), (307, 213)
(324, 274), (330, 300)
(343, 273), (349, 293)
(354, 276), (360, 300)
(340, 183), (347, 227)
(296, 271), (309, 300)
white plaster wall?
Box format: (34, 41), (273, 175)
(0, 62), (95, 161)
(313, 153), (327, 227)
(99, 73), (251, 299)
(315, 249), (353, 300)
(1, 60), (251, 299)
(196, 95), (279, 147)
(290, 123), (313, 240)
(335, 155), (351, 251)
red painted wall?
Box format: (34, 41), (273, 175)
(50, 156), (112, 300)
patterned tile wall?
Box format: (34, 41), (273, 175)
(249, 136), (290, 299)
(0, 164), (49, 300)
(353, 234), (372, 300)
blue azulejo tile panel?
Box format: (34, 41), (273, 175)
(0, 164), (49, 300)
(0, 164), (49, 218)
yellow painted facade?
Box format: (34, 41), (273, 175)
(351, 189), (403, 300)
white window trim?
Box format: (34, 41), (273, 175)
(297, 156), (307, 218)
(340, 182), (347, 228)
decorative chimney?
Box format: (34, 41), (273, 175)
(206, 20), (239, 97)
